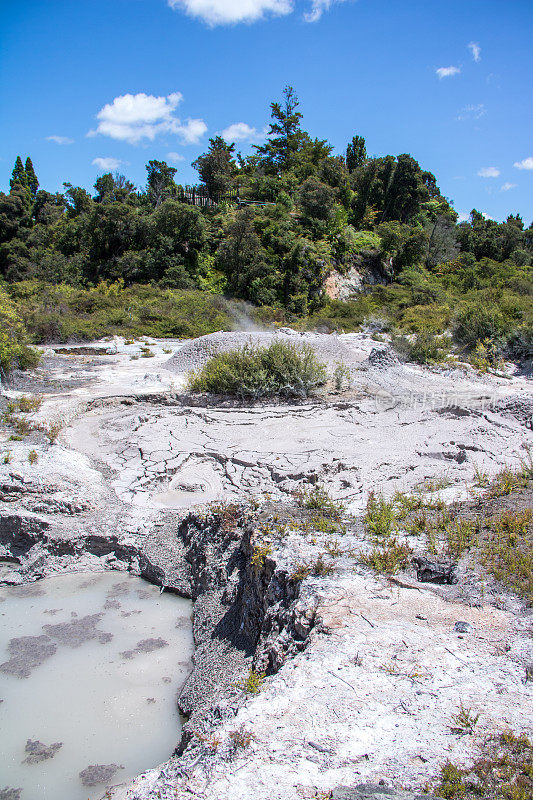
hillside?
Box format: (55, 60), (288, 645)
(1, 87), (532, 373)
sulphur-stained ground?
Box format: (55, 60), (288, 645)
(1, 330), (533, 800)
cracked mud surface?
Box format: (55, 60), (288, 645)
(1, 332), (533, 800)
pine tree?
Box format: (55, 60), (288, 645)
(254, 86), (304, 173)
(346, 136), (367, 172)
(10, 156), (29, 192)
(25, 157), (39, 198)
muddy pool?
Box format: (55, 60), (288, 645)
(0, 571), (193, 800)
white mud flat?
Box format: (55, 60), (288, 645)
(53, 331), (533, 524)
(1, 330), (533, 800)
(0, 572), (193, 800)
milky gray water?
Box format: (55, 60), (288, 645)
(0, 572), (194, 800)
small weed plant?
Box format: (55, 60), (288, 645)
(239, 668), (265, 695)
(361, 539), (413, 574)
(480, 510), (533, 603)
(251, 543), (272, 571)
(449, 703), (480, 735)
(364, 492), (397, 539)
(297, 484), (345, 520)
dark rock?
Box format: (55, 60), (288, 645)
(454, 621), (472, 633)
(0, 789), (22, 800)
(412, 557), (458, 585)
(368, 348), (400, 370)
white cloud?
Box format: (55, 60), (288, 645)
(468, 41), (481, 62)
(481, 211), (494, 220)
(46, 135), (74, 145)
(514, 157), (533, 170)
(304, 0), (346, 23)
(501, 182), (517, 191)
(88, 92), (207, 145)
(436, 65), (461, 79)
(457, 211), (470, 223)
(220, 122), (268, 142)
(456, 103), (486, 121)
(92, 157), (122, 171)
(167, 152), (185, 162)
(178, 118), (208, 144)
(168, 0), (292, 25)
(477, 166), (500, 178)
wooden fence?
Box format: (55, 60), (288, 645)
(177, 185), (274, 208)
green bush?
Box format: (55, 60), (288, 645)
(506, 323), (533, 360)
(0, 287), (40, 375)
(7, 281), (233, 342)
(342, 227), (382, 254)
(187, 340), (327, 399)
(392, 331), (451, 364)
(453, 304), (509, 350)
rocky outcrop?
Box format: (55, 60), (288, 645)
(174, 507), (318, 748)
(325, 251), (390, 302)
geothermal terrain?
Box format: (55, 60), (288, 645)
(1, 329), (532, 800)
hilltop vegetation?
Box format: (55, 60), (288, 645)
(1, 87), (532, 365)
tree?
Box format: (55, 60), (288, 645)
(254, 86), (304, 174)
(146, 160), (177, 208)
(426, 215), (459, 268)
(193, 136), (237, 197)
(298, 177), (336, 222)
(346, 136), (366, 172)
(33, 190), (66, 225)
(10, 156), (29, 192)
(63, 183), (93, 217)
(217, 209), (277, 304)
(25, 157), (39, 198)
(94, 172), (136, 204)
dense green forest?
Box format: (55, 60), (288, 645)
(1, 87), (532, 370)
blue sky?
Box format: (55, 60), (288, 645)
(1, 0), (532, 223)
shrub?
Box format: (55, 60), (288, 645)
(506, 323), (533, 360)
(342, 227), (382, 254)
(297, 484), (344, 519)
(397, 304), (451, 335)
(364, 492), (397, 539)
(449, 703), (480, 735)
(239, 668), (265, 695)
(187, 341), (327, 399)
(470, 339), (505, 372)
(392, 331), (451, 364)
(0, 287), (40, 375)
(28, 449), (38, 465)
(479, 510), (533, 603)
(453, 304), (509, 350)
(434, 731), (533, 799)
(361, 539), (413, 574)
